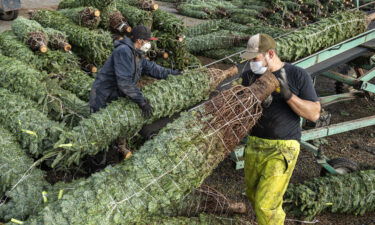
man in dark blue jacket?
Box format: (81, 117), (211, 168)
(89, 25), (180, 117)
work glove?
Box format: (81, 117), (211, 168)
(138, 99), (153, 119)
(171, 69), (182, 75)
(262, 95), (273, 108)
(277, 68), (292, 101)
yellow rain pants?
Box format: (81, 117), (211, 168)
(244, 136), (300, 225)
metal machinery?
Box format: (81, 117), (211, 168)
(231, 29), (375, 174)
(0, 0), (20, 21)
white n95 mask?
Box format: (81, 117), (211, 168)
(250, 60), (267, 74)
(140, 42), (151, 53)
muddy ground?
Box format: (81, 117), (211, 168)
(0, 1), (374, 224)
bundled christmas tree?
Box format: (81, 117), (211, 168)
(285, 170), (375, 219)
(30, 9), (113, 66)
(58, 7), (101, 29)
(44, 28), (72, 51)
(0, 126), (51, 221)
(0, 31), (93, 102)
(25, 70), (279, 224)
(276, 11), (369, 62)
(0, 54), (89, 123)
(12, 17), (48, 53)
(0, 88), (64, 156)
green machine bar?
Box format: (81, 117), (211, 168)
(293, 29), (375, 69)
(321, 71), (359, 86)
(301, 115), (375, 141)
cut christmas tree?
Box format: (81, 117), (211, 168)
(12, 17), (48, 53)
(0, 126), (51, 221)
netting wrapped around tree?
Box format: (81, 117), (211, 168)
(44, 28), (72, 52)
(152, 9), (185, 36)
(276, 10), (368, 62)
(58, 7), (101, 29)
(51, 67), (238, 167)
(25, 71), (279, 224)
(0, 31), (93, 102)
(0, 88), (64, 156)
(0, 126), (51, 221)
(58, 0), (114, 10)
(202, 47), (244, 64)
(115, 2), (153, 28)
(100, 5), (132, 34)
(12, 17), (48, 53)
(0, 54), (89, 123)
(30, 9), (113, 66)
(186, 31), (249, 54)
(118, 0), (159, 11)
(285, 170), (375, 220)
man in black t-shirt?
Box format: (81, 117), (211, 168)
(240, 34), (321, 225)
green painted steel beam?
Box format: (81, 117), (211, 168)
(361, 81), (375, 93)
(321, 71), (359, 86)
(293, 29), (375, 69)
(359, 68), (375, 82)
(301, 115), (375, 141)
(320, 92), (362, 106)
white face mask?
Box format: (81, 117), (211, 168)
(250, 60), (267, 74)
(140, 42), (151, 53)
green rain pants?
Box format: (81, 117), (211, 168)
(244, 136), (300, 225)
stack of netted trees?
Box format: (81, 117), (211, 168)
(285, 170), (375, 220)
(0, 31), (93, 102)
(189, 11), (368, 64)
(24, 70), (279, 224)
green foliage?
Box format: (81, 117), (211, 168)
(0, 31), (93, 102)
(152, 9), (186, 36)
(285, 170), (375, 219)
(276, 11), (368, 62)
(0, 53), (89, 122)
(0, 88), (64, 156)
(59, 7), (101, 29)
(58, 0), (114, 10)
(30, 9), (113, 66)
(0, 126), (51, 221)
(186, 30), (248, 54)
(177, 0), (237, 19)
(115, 2), (153, 28)
(12, 16), (47, 43)
(25, 110), (227, 224)
(202, 47), (244, 64)
(52, 68), (213, 167)
(44, 28), (70, 51)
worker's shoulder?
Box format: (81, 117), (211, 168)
(113, 44), (133, 56)
(284, 63), (310, 79)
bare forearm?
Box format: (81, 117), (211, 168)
(286, 94), (321, 122)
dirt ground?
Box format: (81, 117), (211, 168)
(1, 1), (374, 224)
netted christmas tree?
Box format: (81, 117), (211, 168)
(115, 2), (153, 28)
(285, 170), (375, 220)
(118, 0), (159, 11)
(0, 31), (93, 102)
(12, 16), (48, 53)
(58, 0), (114, 10)
(30, 9), (113, 66)
(0, 126), (51, 221)
(0, 88), (64, 156)
(100, 5), (132, 34)
(276, 11), (369, 62)
(0, 54), (89, 123)
(50, 67), (238, 167)
(58, 7), (101, 29)
(25, 70), (279, 224)
(44, 28), (72, 52)
(186, 31), (249, 54)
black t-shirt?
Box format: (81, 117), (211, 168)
(241, 63), (319, 141)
